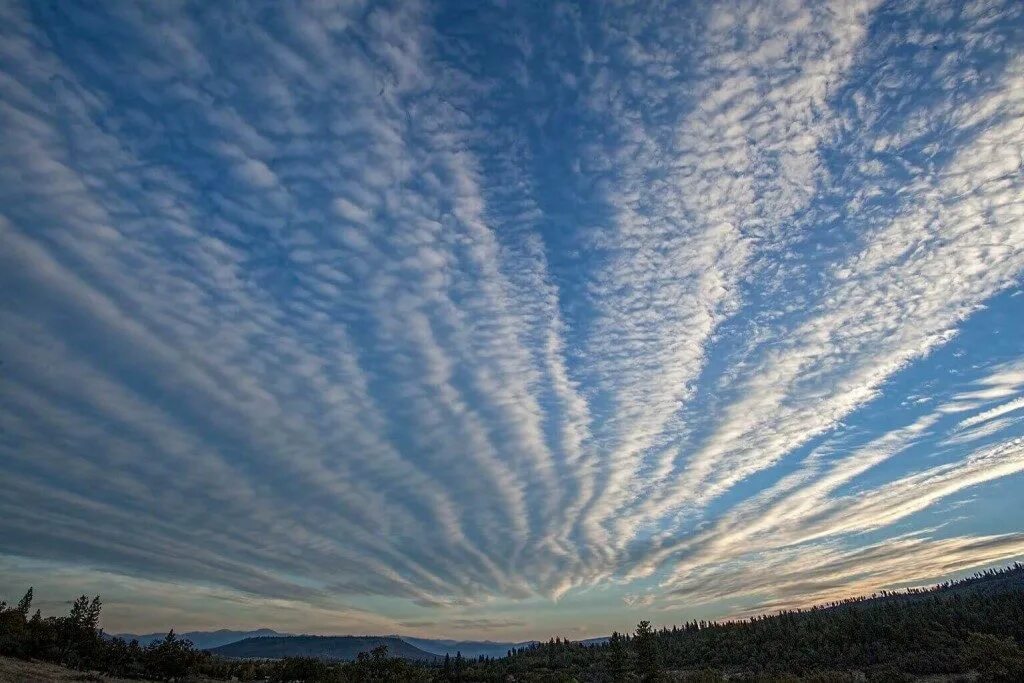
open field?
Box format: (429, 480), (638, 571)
(0, 656), (146, 682)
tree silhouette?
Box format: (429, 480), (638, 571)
(15, 587), (32, 616)
(634, 619), (662, 681)
(608, 630), (629, 680)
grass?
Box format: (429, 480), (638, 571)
(0, 655), (146, 682)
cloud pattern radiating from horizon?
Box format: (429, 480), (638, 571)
(1, 0), (1024, 636)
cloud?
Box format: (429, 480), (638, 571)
(398, 617), (527, 631)
(332, 198), (373, 224)
(568, 0), (878, 561)
(1, 0), (1023, 637)
(620, 21), (1024, 568)
(658, 531), (1024, 615)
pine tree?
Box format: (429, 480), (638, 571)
(68, 596), (91, 628)
(608, 631), (629, 680)
(16, 588), (32, 616)
(85, 596), (102, 630)
(634, 620), (661, 681)
(454, 650), (465, 681)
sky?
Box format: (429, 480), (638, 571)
(1, 0), (1023, 641)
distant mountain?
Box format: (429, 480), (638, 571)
(578, 636), (610, 646)
(210, 635), (438, 661)
(400, 636), (539, 659)
(111, 628), (286, 650)
(109, 628), (555, 659)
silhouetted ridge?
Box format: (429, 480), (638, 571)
(210, 635), (438, 662)
(112, 628), (286, 650)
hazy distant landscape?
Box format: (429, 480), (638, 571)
(109, 630), (540, 661)
(3, 564), (1023, 680)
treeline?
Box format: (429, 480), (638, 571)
(1, 563), (1023, 681)
(474, 563), (1024, 681)
(0, 591), (426, 681)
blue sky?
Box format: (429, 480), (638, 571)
(1, 0), (1023, 639)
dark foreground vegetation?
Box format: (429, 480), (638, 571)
(1, 563), (1022, 681)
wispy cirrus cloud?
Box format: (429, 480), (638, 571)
(1, 0), (1022, 638)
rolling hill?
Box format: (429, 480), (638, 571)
(111, 628), (286, 650)
(209, 635), (439, 662)
(400, 636), (539, 659)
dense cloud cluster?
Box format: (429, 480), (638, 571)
(1, 0), (1023, 635)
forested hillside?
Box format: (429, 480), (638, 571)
(1, 563), (1022, 681)
(483, 564), (1024, 680)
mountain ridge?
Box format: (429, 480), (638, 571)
(210, 635), (439, 662)
(400, 636), (539, 659)
(109, 628), (287, 650)
(110, 629), (544, 658)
